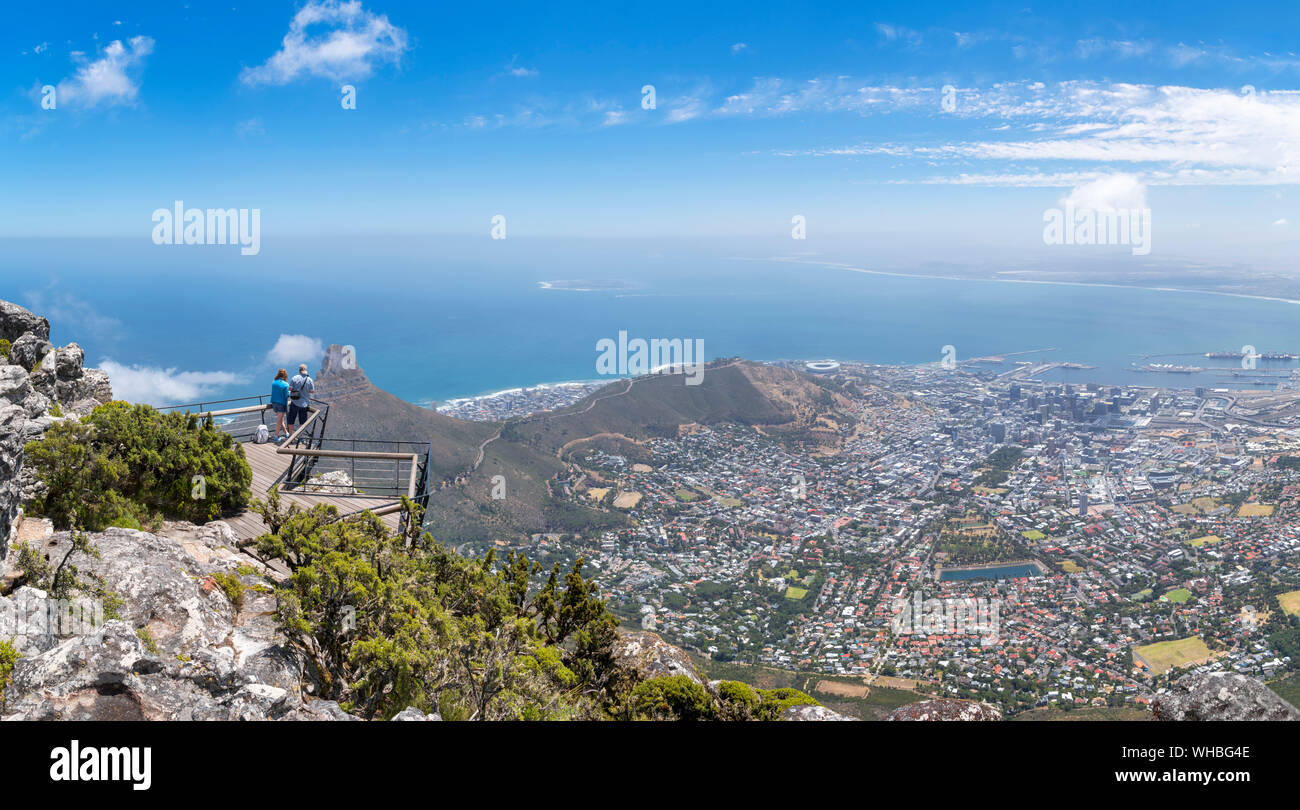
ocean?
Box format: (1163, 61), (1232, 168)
(5, 236), (1299, 406)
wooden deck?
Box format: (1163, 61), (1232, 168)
(223, 440), (402, 542)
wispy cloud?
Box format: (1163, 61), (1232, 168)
(241, 0), (409, 86)
(236, 117), (265, 139)
(99, 361), (245, 406)
(874, 22), (922, 47)
(23, 289), (122, 344)
(773, 80), (1300, 187)
(1076, 37), (1300, 73)
(51, 36), (153, 108)
(504, 55), (538, 77)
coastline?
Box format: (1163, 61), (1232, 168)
(750, 256), (1300, 308)
(427, 378), (608, 410)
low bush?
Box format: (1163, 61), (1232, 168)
(24, 401), (252, 530)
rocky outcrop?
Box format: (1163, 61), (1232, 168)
(391, 706), (442, 721)
(887, 698), (1002, 721)
(0, 300), (48, 343)
(305, 470), (356, 494)
(782, 704), (855, 721)
(0, 522), (354, 721)
(1152, 672), (1300, 721)
(0, 299), (113, 564)
(0, 405), (24, 564)
(8, 333), (51, 373)
(613, 630), (702, 684)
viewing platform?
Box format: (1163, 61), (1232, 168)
(160, 396), (433, 543)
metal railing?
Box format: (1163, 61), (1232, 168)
(158, 395), (279, 443)
(162, 394), (434, 534)
(280, 436), (422, 500)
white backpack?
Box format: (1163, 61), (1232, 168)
(256, 424), (269, 444)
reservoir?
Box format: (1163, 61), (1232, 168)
(939, 563), (1045, 581)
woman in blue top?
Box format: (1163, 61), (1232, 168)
(270, 368), (290, 442)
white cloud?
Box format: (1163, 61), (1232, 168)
(731, 42), (747, 53)
(1076, 38), (1155, 60)
(666, 97), (706, 123)
(1274, 218), (1289, 226)
(33, 42), (49, 54)
(54, 36), (153, 108)
(1060, 174), (1148, 211)
(241, 0), (408, 85)
(99, 361), (244, 406)
(266, 334), (324, 366)
(874, 23), (921, 45)
(773, 80), (1300, 187)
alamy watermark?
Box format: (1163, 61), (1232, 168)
(50, 740), (151, 791)
(1042, 202), (1151, 256)
(151, 201), (261, 256)
(0, 593), (105, 641)
(595, 331), (705, 385)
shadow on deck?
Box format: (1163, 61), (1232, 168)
(161, 396), (433, 544)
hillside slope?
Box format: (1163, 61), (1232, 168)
(313, 351), (847, 541)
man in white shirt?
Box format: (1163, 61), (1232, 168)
(287, 363), (315, 430)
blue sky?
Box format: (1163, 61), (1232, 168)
(3, 0), (1300, 258)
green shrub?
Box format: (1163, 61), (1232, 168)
(210, 572), (246, 612)
(23, 401), (252, 530)
(0, 338), (9, 362)
(756, 687), (819, 720)
(136, 627), (162, 655)
(0, 640), (19, 710)
(15, 543), (52, 589)
(716, 679), (761, 720)
(257, 501), (630, 721)
(631, 675), (717, 720)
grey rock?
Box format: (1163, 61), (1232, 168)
(612, 630), (702, 684)
(0, 366), (31, 408)
(0, 586), (60, 656)
(0, 404), (25, 561)
(62, 368), (113, 416)
(54, 343), (84, 379)
(276, 699), (360, 721)
(1153, 671), (1300, 721)
(391, 706), (443, 721)
(22, 416), (58, 439)
(0, 523), (356, 721)
(782, 704), (856, 721)
(0, 300), (48, 343)
(8, 334), (51, 373)
(1, 622), (166, 720)
(887, 698), (1002, 721)
(20, 392), (51, 421)
(0, 299), (112, 569)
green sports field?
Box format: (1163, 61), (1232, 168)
(1133, 637), (1212, 675)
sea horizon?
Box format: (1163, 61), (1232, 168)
(9, 237), (1300, 407)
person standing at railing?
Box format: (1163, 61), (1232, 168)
(287, 363), (315, 435)
(270, 368), (291, 443)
